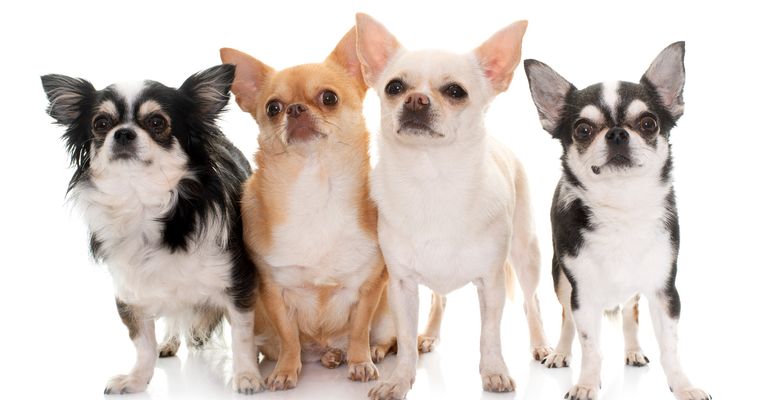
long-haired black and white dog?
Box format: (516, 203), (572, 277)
(41, 65), (263, 394)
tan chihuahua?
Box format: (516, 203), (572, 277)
(220, 29), (396, 391)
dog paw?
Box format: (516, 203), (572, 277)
(481, 371), (516, 392)
(673, 387), (711, 400)
(348, 360), (379, 382)
(371, 345), (388, 363)
(320, 348), (345, 369)
(368, 379), (411, 400)
(104, 374), (149, 394)
(541, 352), (570, 368)
(266, 365), (300, 391)
(625, 350), (650, 367)
(565, 384), (599, 400)
(158, 337), (180, 358)
(417, 335), (439, 353)
(532, 345), (553, 361)
(233, 371), (264, 395)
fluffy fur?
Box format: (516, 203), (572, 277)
(356, 13), (551, 400)
(41, 66), (263, 394)
(524, 42), (710, 400)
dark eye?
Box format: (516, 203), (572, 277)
(321, 90), (338, 106)
(146, 115), (167, 134)
(266, 100), (282, 117)
(443, 83), (467, 99)
(574, 121), (594, 140)
(385, 79), (405, 96)
(93, 116), (113, 133)
(638, 114), (658, 134)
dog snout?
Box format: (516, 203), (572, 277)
(286, 103), (308, 119)
(114, 128), (137, 146)
(606, 127), (629, 146)
(404, 93), (430, 112)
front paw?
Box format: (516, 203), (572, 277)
(481, 371), (516, 392)
(104, 374), (149, 395)
(368, 379), (411, 400)
(565, 384), (599, 400)
(673, 387), (711, 400)
(233, 371), (264, 394)
(348, 360), (379, 382)
(266, 363), (301, 391)
(320, 348), (345, 369)
(417, 335), (439, 353)
(625, 350), (650, 367)
(541, 352), (570, 368)
(532, 345), (553, 361)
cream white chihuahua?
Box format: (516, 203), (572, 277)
(356, 13), (551, 399)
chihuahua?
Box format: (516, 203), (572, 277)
(221, 29), (398, 390)
(356, 13), (551, 399)
(524, 43), (710, 400)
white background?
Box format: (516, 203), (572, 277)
(1, 0), (766, 399)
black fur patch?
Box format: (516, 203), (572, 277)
(115, 299), (140, 340)
(662, 189), (682, 319)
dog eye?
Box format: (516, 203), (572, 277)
(385, 79), (405, 96)
(637, 114), (658, 134)
(93, 116), (113, 133)
(146, 115), (167, 134)
(266, 100), (283, 117)
(574, 121), (594, 140)
(443, 83), (467, 99)
(320, 90), (338, 106)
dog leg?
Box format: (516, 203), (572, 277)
(418, 292), (446, 353)
(226, 304), (264, 394)
(565, 305), (602, 400)
(647, 289), (710, 400)
(261, 281), (302, 391)
(347, 264), (387, 382)
(104, 300), (156, 394)
(623, 295), (649, 367)
(543, 275), (574, 368)
(511, 237), (551, 360)
(476, 270), (515, 392)
(368, 277), (419, 400)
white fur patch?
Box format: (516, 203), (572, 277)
(579, 105), (604, 124)
(626, 99), (648, 120)
(113, 81), (146, 115)
(602, 81), (620, 120)
(97, 100), (118, 117)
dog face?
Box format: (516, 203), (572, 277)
(221, 28), (367, 156)
(41, 65), (235, 189)
(524, 42), (685, 184)
(355, 13), (527, 146)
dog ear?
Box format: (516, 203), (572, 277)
(474, 20), (528, 93)
(41, 74), (95, 125)
(641, 41), (685, 120)
(355, 13), (402, 88)
(523, 59), (575, 134)
(220, 48), (274, 114)
(326, 26), (367, 94)
(180, 64), (235, 117)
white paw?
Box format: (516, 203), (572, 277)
(368, 378), (412, 400)
(104, 374), (150, 395)
(417, 335), (439, 353)
(232, 371), (264, 394)
(625, 350), (650, 367)
(541, 352), (570, 368)
(673, 387), (711, 400)
(565, 384), (599, 400)
(481, 371), (516, 392)
(532, 345), (553, 361)
(348, 361), (379, 382)
(158, 338), (180, 358)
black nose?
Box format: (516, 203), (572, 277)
(404, 93), (430, 112)
(114, 128), (136, 146)
(605, 127), (629, 146)
(286, 103), (308, 118)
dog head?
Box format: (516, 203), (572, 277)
(220, 28), (367, 156)
(524, 42), (685, 184)
(41, 65), (235, 191)
(355, 13), (527, 146)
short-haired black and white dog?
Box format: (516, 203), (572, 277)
(41, 65), (263, 394)
(524, 43), (710, 400)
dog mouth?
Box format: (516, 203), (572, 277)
(591, 154), (633, 175)
(397, 120), (444, 138)
(286, 123), (327, 144)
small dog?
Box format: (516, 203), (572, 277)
(220, 28), (402, 390)
(524, 43), (710, 400)
(356, 13), (551, 399)
(41, 66), (263, 394)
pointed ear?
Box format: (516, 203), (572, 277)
(180, 64), (235, 117)
(641, 41), (685, 119)
(474, 20), (528, 93)
(41, 74), (95, 125)
(355, 13), (402, 87)
(220, 48), (274, 114)
(326, 27), (367, 93)
(523, 59), (575, 133)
